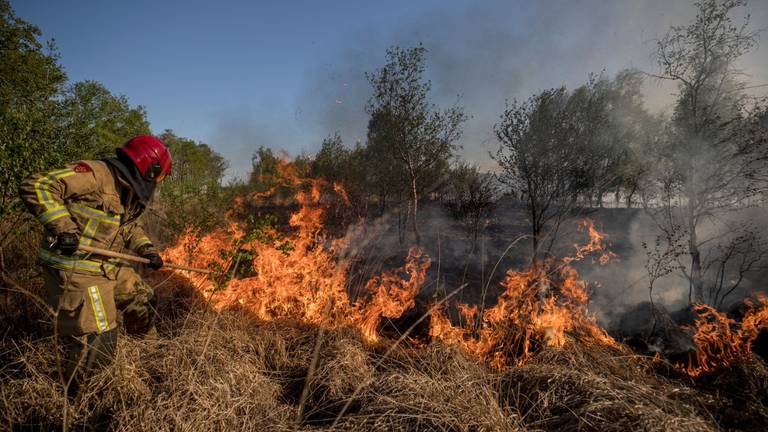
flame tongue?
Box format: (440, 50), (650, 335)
(429, 258), (619, 369)
(686, 295), (768, 377)
(164, 180), (619, 369)
(357, 247), (430, 341)
(428, 220), (619, 368)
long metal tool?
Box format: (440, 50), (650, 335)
(78, 244), (211, 274)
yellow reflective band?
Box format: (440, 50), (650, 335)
(38, 249), (117, 274)
(87, 286), (109, 333)
(69, 203), (120, 225)
(34, 169), (75, 209)
(38, 206), (70, 224)
(133, 236), (152, 249)
(79, 219), (101, 247)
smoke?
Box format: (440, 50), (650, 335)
(291, 0), (768, 321)
(206, 0), (767, 178)
(583, 207), (768, 325)
(296, 0), (768, 169)
(208, 102), (309, 182)
(581, 211), (691, 324)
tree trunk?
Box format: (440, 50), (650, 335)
(378, 192), (387, 215)
(528, 195), (539, 264)
(626, 184), (637, 208)
(688, 195), (704, 304)
(410, 176), (421, 244)
(690, 244), (704, 304)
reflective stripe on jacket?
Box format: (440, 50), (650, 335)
(19, 160), (158, 275)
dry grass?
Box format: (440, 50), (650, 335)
(2, 291), (768, 431)
(499, 345), (715, 432)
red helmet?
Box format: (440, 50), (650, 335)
(118, 135), (172, 182)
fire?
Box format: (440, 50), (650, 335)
(429, 255), (620, 369)
(357, 247), (430, 341)
(163, 170), (620, 369)
(686, 294), (768, 377)
(562, 219), (616, 265)
(161, 164), (767, 377)
(162, 161), (430, 342)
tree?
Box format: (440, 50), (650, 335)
(59, 81), (151, 159)
(0, 0), (66, 219)
(585, 69), (658, 208)
(0, 1), (151, 221)
(312, 133), (349, 184)
(365, 45), (466, 243)
(646, 0), (768, 304)
(494, 87), (602, 261)
(310, 134), (374, 218)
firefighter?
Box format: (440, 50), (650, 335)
(19, 135), (172, 396)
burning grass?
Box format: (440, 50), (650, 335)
(3, 167), (768, 430)
(162, 175), (626, 370)
(3, 304), (768, 431)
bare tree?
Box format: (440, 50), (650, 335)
(366, 45), (466, 244)
(706, 227), (768, 308)
(645, 0), (768, 304)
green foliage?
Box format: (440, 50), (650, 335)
(250, 146), (281, 191)
(444, 163), (498, 243)
(312, 133), (349, 183)
(365, 45), (466, 240)
(0, 1), (151, 221)
(59, 81), (151, 159)
(365, 46), (465, 191)
(153, 130), (230, 239)
(248, 146), (312, 205)
(0, 0), (67, 217)
(309, 134), (376, 216)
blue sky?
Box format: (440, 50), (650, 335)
(11, 1), (447, 144)
(12, 0), (768, 180)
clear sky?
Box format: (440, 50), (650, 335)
(11, 0), (768, 180)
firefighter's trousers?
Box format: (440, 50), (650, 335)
(42, 265), (157, 394)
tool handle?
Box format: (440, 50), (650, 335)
(77, 244), (211, 274)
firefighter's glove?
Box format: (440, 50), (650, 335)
(143, 252), (164, 270)
(55, 232), (79, 256)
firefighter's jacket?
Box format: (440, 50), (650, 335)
(19, 160), (158, 276)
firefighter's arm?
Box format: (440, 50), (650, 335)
(18, 162), (99, 235)
(126, 223), (163, 269)
(125, 223), (157, 254)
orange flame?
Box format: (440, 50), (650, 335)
(562, 219), (616, 265)
(429, 257), (620, 369)
(428, 219), (621, 369)
(165, 170), (619, 368)
(357, 247), (430, 341)
(162, 162), (429, 343)
(685, 294), (768, 377)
